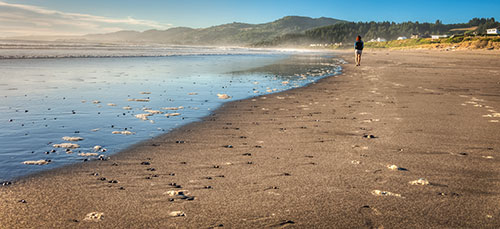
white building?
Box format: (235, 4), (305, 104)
(368, 37), (387, 42)
(397, 36), (408, 40)
(487, 27), (500, 35)
(431, 35), (449, 39)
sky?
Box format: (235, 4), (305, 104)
(0, 0), (498, 37)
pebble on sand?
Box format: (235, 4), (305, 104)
(84, 212), (104, 222)
(164, 190), (194, 200)
(169, 211), (186, 217)
(351, 160), (361, 164)
(112, 130), (134, 135)
(53, 143), (80, 148)
(387, 165), (400, 170)
(23, 159), (51, 165)
(409, 178), (430, 186)
(217, 94), (230, 99)
(62, 136), (84, 141)
(371, 190), (402, 197)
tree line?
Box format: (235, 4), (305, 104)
(253, 18), (499, 47)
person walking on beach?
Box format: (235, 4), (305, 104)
(354, 35), (364, 66)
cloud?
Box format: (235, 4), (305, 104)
(0, 1), (172, 37)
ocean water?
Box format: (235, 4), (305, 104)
(0, 46), (341, 181)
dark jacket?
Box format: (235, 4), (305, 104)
(355, 41), (364, 50)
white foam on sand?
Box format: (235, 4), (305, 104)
(62, 136), (84, 141)
(23, 159), (50, 165)
(53, 143), (80, 148)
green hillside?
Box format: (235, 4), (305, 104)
(84, 16), (345, 45)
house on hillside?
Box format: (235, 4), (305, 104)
(411, 34), (420, 39)
(487, 27), (500, 35)
(397, 36), (407, 40)
(431, 35), (449, 39)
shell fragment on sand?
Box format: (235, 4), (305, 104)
(387, 164), (408, 171)
(409, 178), (430, 185)
(112, 131), (134, 135)
(84, 212), (104, 222)
(217, 93), (230, 99)
(387, 165), (399, 170)
(23, 159), (51, 165)
(53, 143), (80, 148)
(371, 190), (402, 197)
(165, 190), (189, 196)
(169, 211), (186, 217)
(62, 136), (84, 141)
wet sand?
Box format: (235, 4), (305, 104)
(1, 50), (500, 228)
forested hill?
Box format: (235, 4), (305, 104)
(83, 16), (345, 45)
(254, 18), (499, 47)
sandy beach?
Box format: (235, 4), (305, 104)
(1, 49), (500, 228)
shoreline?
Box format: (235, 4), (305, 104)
(1, 49), (500, 228)
(1, 53), (342, 182)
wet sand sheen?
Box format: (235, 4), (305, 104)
(1, 50), (500, 228)
(0, 53), (340, 180)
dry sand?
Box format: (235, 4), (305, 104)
(1, 50), (500, 228)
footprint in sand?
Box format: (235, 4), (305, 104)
(268, 220), (295, 227)
(359, 205), (383, 229)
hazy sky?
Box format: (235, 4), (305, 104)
(1, 0), (498, 37)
